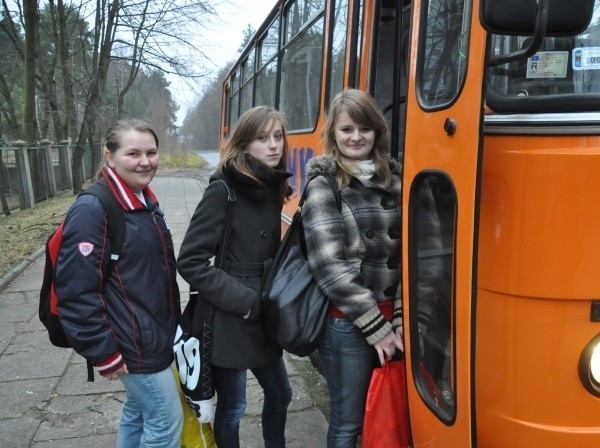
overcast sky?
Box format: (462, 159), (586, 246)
(170, 0), (277, 125)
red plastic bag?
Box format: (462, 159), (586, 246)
(362, 360), (412, 448)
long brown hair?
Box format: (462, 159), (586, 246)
(220, 106), (291, 202)
(323, 89), (392, 187)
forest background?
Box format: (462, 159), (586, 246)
(0, 0), (260, 192)
(0, 0), (269, 278)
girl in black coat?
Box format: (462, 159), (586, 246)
(177, 106), (293, 448)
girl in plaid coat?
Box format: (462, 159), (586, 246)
(302, 89), (404, 447)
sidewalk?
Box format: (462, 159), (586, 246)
(0, 170), (328, 447)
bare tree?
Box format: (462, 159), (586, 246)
(2, 0), (225, 190)
(71, 0), (120, 191)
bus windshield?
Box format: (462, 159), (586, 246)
(486, 1), (600, 113)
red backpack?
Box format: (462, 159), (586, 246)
(38, 182), (125, 381)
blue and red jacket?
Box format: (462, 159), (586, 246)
(55, 167), (180, 376)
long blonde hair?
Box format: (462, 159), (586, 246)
(323, 89), (392, 187)
(220, 106), (290, 202)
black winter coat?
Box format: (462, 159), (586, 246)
(177, 163), (290, 369)
(55, 171), (180, 375)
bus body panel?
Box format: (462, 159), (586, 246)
(479, 135), (600, 298)
(476, 133), (600, 446)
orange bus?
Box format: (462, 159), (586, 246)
(220, 0), (600, 446)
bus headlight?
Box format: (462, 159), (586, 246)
(578, 333), (600, 397)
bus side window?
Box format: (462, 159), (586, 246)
(410, 173), (456, 423)
(573, 38), (600, 93)
(279, 0), (326, 132)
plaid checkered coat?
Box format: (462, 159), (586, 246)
(302, 155), (402, 345)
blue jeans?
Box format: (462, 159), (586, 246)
(320, 316), (378, 448)
(116, 366), (183, 448)
(213, 357), (292, 448)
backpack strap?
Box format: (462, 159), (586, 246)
(79, 183), (126, 261)
(76, 182), (126, 382)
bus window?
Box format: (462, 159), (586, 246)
(410, 173), (456, 423)
(486, 2), (600, 113)
(279, 0), (326, 131)
(256, 18), (280, 108)
(229, 68), (241, 128)
(326, 0), (349, 109)
(284, 0), (325, 45)
(417, 0), (470, 109)
(240, 49), (256, 115)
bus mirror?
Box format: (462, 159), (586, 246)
(480, 0), (594, 36)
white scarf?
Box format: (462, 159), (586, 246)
(349, 159), (376, 181)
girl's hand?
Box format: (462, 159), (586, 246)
(374, 331), (404, 366)
(104, 364), (129, 380)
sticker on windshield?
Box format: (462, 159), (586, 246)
(526, 51), (569, 78)
(572, 47), (600, 70)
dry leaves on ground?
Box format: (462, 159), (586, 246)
(0, 191), (77, 279)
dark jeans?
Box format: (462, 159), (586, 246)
(212, 357), (292, 448)
(320, 316), (379, 448)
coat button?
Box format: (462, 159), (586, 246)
(365, 229), (374, 239)
(381, 197), (397, 210)
(260, 230), (267, 238)
(388, 226), (400, 239)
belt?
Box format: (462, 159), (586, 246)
(221, 260), (265, 277)
(328, 300), (394, 321)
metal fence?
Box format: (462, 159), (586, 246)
(0, 147), (20, 212)
(0, 141), (99, 213)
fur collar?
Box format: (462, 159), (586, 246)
(306, 154), (401, 180)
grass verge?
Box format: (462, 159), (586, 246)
(0, 190), (78, 279)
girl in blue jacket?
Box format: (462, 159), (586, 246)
(55, 119), (182, 447)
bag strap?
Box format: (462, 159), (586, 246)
(300, 175), (341, 212)
(79, 183), (125, 261)
(214, 179), (237, 268)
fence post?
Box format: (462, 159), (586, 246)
(59, 140), (73, 191)
(39, 139), (57, 197)
(13, 140), (35, 209)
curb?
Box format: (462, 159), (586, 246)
(0, 246), (45, 292)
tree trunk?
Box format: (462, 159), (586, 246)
(22, 0), (39, 144)
(71, 0), (120, 192)
(57, 0), (77, 141)
(0, 71), (21, 138)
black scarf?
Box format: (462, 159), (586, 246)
(223, 155), (291, 203)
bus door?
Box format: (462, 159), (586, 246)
(402, 0), (485, 446)
(370, 0), (412, 160)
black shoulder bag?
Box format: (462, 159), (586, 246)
(261, 175), (340, 357)
(174, 179), (236, 421)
